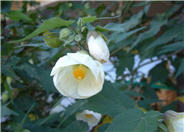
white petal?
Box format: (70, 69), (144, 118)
(78, 69), (103, 97)
(53, 66), (81, 99)
(84, 110), (102, 120)
(95, 61), (105, 80)
(51, 55), (79, 76)
(76, 110), (101, 128)
(67, 52), (100, 80)
(88, 35), (110, 62)
(51, 52), (100, 80)
(53, 70), (70, 97)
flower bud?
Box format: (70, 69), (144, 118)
(164, 110), (184, 132)
(43, 32), (63, 48)
(87, 31), (110, 63)
(59, 28), (71, 40)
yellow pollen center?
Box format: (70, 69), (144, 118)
(73, 65), (87, 80)
(85, 114), (93, 118)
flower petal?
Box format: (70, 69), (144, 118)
(51, 55), (79, 76)
(78, 69), (103, 97)
(87, 34), (110, 62)
(67, 52), (100, 80)
(53, 66), (82, 99)
(95, 61), (105, 80)
(76, 110), (101, 128)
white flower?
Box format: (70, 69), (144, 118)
(50, 51), (104, 99)
(87, 31), (110, 63)
(164, 110), (184, 132)
(76, 110), (101, 129)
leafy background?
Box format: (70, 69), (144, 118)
(1, 1), (184, 132)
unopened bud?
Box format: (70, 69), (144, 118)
(87, 31), (110, 62)
(43, 32), (63, 48)
(59, 28), (71, 40)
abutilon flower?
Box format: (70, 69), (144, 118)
(76, 110), (101, 129)
(87, 31), (110, 63)
(50, 51), (104, 99)
(164, 110), (184, 132)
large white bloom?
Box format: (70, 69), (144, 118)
(164, 110), (184, 132)
(76, 110), (101, 129)
(50, 51), (104, 99)
(87, 31), (110, 62)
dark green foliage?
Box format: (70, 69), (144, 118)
(149, 61), (169, 84)
(84, 82), (135, 117)
(105, 109), (160, 132)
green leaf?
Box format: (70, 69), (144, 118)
(159, 41), (184, 54)
(14, 96), (36, 112)
(1, 104), (19, 117)
(57, 100), (87, 127)
(158, 122), (169, 132)
(129, 15), (168, 51)
(131, 5), (182, 52)
(148, 61), (169, 83)
(110, 26), (145, 44)
(15, 63), (38, 80)
(105, 109), (160, 132)
(7, 10), (32, 22)
(35, 67), (56, 93)
(115, 51), (135, 76)
(84, 82), (135, 117)
(25, 126), (61, 132)
(82, 16), (97, 23)
(2, 57), (20, 79)
(26, 121), (88, 132)
(109, 35), (135, 53)
(165, 4), (182, 18)
(146, 23), (184, 50)
(62, 121), (88, 132)
(10, 17), (74, 43)
(15, 43), (49, 49)
(175, 58), (184, 78)
(2, 64), (19, 79)
(15, 62), (55, 93)
(37, 113), (61, 126)
(104, 5), (149, 32)
(95, 25), (109, 32)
